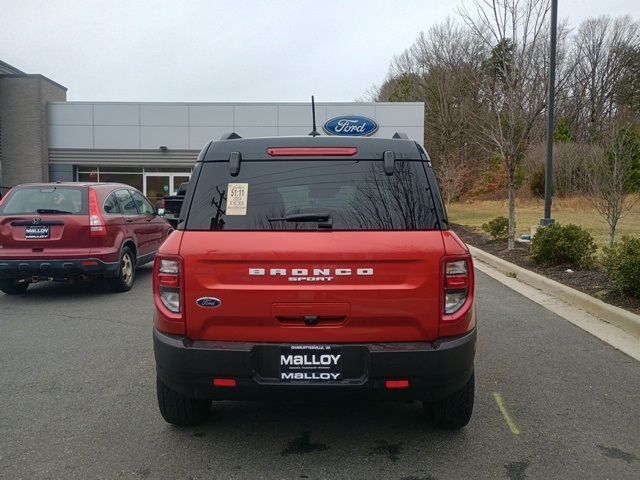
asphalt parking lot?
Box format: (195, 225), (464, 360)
(1, 266), (639, 479)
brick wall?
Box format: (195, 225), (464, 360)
(0, 75), (66, 188)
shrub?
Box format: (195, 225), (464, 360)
(481, 216), (509, 239)
(530, 224), (597, 268)
(603, 236), (640, 297)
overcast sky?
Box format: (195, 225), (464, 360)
(1, 0), (639, 102)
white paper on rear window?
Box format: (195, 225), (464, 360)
(226, 183), (249, 215)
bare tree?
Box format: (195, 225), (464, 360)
(385, 18), (486, 205)
(570, 16), (640, 140)
(457, 0), (562, 249)
(585, 128), (640, 247)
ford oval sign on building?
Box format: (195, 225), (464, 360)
(323, 115), (378, 137)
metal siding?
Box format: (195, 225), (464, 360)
(277, 104), (328, 126)
(140, 126), (189, 149)
(189, 126), (233, 149)
(326, 104), (376, 119)
(45, 103), (425, 156)
(94, 104), (139, 126)
(189, 105), (234, 126)
(374, 104), (425, 127)
(233, 105), (278, 127)
(49, 125), (94, 148)
(140, 105), (188, 126)
(48, 103), (93, 125)
(94, 125), (140, 149)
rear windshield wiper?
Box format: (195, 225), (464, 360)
(36, 209), (73, 214)
(267, 213), (333, 229)
(267, 213), (331, 223)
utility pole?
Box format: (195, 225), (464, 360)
(541, 0), (558, 227)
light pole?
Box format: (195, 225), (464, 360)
(541, 0), (558, 226)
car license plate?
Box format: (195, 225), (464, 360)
(25, 226), (50, 239)
(280, 345), (342, 382)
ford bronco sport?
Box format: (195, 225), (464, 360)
(153, 134), (476, 428)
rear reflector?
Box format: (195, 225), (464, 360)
(445, 275), (468, 289)
(267, 147), (358, 157)
(213, 378), (237, 388)
(81, 260), (99, 267)
(385, 380), (410, 389)
(158, 273), (179, 287)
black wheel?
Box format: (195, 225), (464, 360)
(0, 279), (30, 295)
(156, 376), (211, 426)
(108, 246), (135, 292)
(424, 370), (474, 429)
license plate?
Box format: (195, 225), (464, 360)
(25, 226), (50, 239)
(280, 345), (342, 382)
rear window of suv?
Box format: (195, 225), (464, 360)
(186, 160), (440, 231)
(0, 187), (87, 215)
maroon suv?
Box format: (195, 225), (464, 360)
(0, 182), (172, 294)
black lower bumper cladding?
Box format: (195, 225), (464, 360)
(154, 328), (476, 402)
(0, 258), (119, 279)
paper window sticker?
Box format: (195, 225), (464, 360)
(226, 183), (249, 215)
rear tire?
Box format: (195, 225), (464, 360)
(424, 370), (474, 429)
(156, 376), (211, 426)
(0, 279), (30, 295)
(108, 247), (135, 292)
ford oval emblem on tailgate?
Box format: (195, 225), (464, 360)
(196, 297), (221, 308)
(323, 115), (378, 136)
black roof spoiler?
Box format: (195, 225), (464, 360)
(220, 132), (242, 140)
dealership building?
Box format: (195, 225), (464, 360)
(0, 60), (425, 205)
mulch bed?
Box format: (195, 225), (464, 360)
(451, 223), (640, 315)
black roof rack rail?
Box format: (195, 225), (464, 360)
(392, 132), (409, 139)
(220, 132), (242, 140)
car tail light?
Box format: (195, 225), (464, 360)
(267, 147), (358, 157)
(88, 188), (107, 237)
(444, 259), (470, 316)
(153, 256), (185, 334)
(158, 259), (181, 313)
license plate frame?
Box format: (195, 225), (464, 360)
(25, 225), (50, 239)
(280, 345), (343, 382)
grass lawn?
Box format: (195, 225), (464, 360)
(447, 196), (640, 247)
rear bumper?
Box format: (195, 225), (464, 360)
(154, 328), (476, 402)
(0, 258), (119, 279)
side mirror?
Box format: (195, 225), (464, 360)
(157, 208), (166, 216)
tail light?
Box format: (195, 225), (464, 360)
(88, 188), (107, 237)
(443, 258), (470, 316)
(153, 256), (185, 334)
(267, 147), (358, 157)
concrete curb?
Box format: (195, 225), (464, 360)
(468, 245), (640, 337)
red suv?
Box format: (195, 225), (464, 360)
(153, 135), (476, 428)
(0, 182), (173, 294)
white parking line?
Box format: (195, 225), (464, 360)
(475, 260), (640, 362)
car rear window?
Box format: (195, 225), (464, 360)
(186, 160), (441, 231)
(0, 187), (87, 215)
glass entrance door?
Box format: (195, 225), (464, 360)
(143, 172), (192, 208)
(173, 175), (190, 193)
(145, 175), (171, 208)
